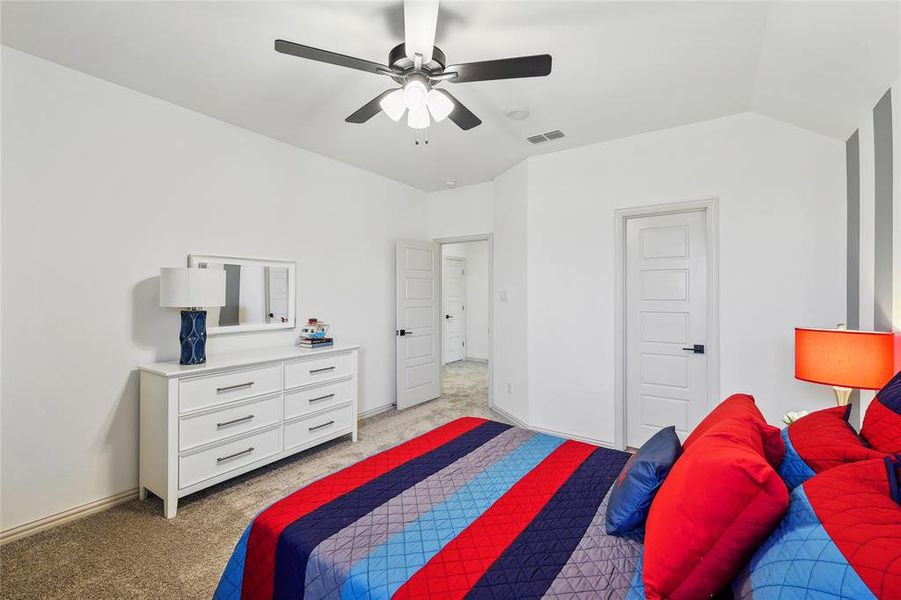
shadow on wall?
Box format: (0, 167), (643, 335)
(132, 276), (180, 363)
(103, 369), (140, 492)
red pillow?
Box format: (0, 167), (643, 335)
(643, 415), (789, 600)
(862, 370), (901, 453)
(784, 405), (885, 473)
(683, 393), (784, 466)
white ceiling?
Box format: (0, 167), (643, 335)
(2, 1), (898, 191)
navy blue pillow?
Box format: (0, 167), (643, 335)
(605, 426), (682, 536)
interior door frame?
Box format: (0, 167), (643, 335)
(613, 199), (720, 450)
(434, 234), (494, 410)
(441, 255), (467, 365)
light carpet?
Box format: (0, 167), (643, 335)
(1, 360), (499, 599)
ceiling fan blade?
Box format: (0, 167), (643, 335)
(404, 0), (439, 64)
(345, 90), (397, 124)
(446, 54), (552, 83)
(434, 89), (481, 131)
(275, 40), (390, 76)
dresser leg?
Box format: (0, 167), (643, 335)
(164, 497), (178, 519)
(352, 429), (358, 442)
(138, 486), (148, 501)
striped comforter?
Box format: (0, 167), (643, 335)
(214, 417), (645, 600)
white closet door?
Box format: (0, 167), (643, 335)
(396, 240), (441, 410)
(626, 210), (708, 447)
(442, 256), (466, 364)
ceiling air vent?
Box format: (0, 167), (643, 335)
(526, 130), (566, 144)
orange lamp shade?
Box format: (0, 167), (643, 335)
(795, 328), (895, 390)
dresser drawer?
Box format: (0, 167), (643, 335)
(179, 364), (280, 413)
(179, 393), (282, 451)
(284, 379), (353, 420)
(284, 353), (353, 389)
(179, 426), (280, 489)
(284, 404), (354, 451)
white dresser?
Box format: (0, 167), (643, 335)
(138, 345), (359, 518)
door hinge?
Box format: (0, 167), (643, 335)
(462, 341), (465, 347)
(462, 305), (465, 311)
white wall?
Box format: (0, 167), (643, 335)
(426, 182), (493, 239)
(0, 48), (427, 531)
(491, 163), (530, 423)
(523, 113), (845, 444)
(442, 241), (490, 361)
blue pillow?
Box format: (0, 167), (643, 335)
(605, 426), (682, 536)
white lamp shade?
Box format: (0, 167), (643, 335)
(379, 89), (406, 121)
(407, 105), (430, 129)
(159, 267), (226, 308)
(427, 89), (454, 122)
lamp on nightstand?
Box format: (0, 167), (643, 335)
(160, 267), (226, 365)
(794, 326), (895, 405)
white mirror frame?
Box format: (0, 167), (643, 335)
(188, 254), (296, 335)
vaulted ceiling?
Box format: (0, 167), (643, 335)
(3, 1), (898, 191)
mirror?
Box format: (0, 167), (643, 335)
(188, 254), (296, 335)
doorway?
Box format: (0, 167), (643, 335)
(440, 238), (492, 410)
(394, 235), (493, 412)
(614, 200), (720, 449)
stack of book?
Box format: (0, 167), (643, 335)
(299, 337), (333, 349)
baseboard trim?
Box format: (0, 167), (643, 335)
(489, 405), (618, 449)
(490, 404), (528, 428)
(358, 403), (394, 419)
(464, 357), (488, 363)
(0, 488), (138, 545)
(531, 424), (617, 449)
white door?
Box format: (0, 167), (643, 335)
(442, 256), (467, 364)
(396, 240), (441, 410)
(626, 210), (708, 447)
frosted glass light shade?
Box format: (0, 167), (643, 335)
(427, 89), (454, 122)
(407, 105), (430, 129)
(403, 79), (428, 111)
(379, 89), (406, 121)
(159, 267), (226, 308)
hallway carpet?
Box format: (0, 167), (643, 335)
(1, 361), (495, 599)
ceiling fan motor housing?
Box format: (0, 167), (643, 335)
(388, 43), (447, 76)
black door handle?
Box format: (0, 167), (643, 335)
(682, 344), (705, 354)
(445, 315), (453, 319)
(398, 329), (412, 336)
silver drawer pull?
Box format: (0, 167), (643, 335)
(216, 381), (254, 393)
(309, 393), (335, 403)
(309, 366), (336, 375)
(309, 420), (335, 432)
(216, 414), (255, 429)
(217, 447), (254, 463)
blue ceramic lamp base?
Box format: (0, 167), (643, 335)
(180, 310), (208, 365)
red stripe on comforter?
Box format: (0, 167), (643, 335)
(393, 439), (596, 600)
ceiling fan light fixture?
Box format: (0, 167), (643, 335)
(407, 105), (431, 129)
(427, 89), (454, 122)
(402, 79), (429, 111)
(379, 89), (406, 121)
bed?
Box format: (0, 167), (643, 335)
(213, 416), (646, 600)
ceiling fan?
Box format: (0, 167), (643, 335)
(274, 0), (552, 132)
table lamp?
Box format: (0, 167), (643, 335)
(160, 267), (226, 365)
(794, 326), (895, 405)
